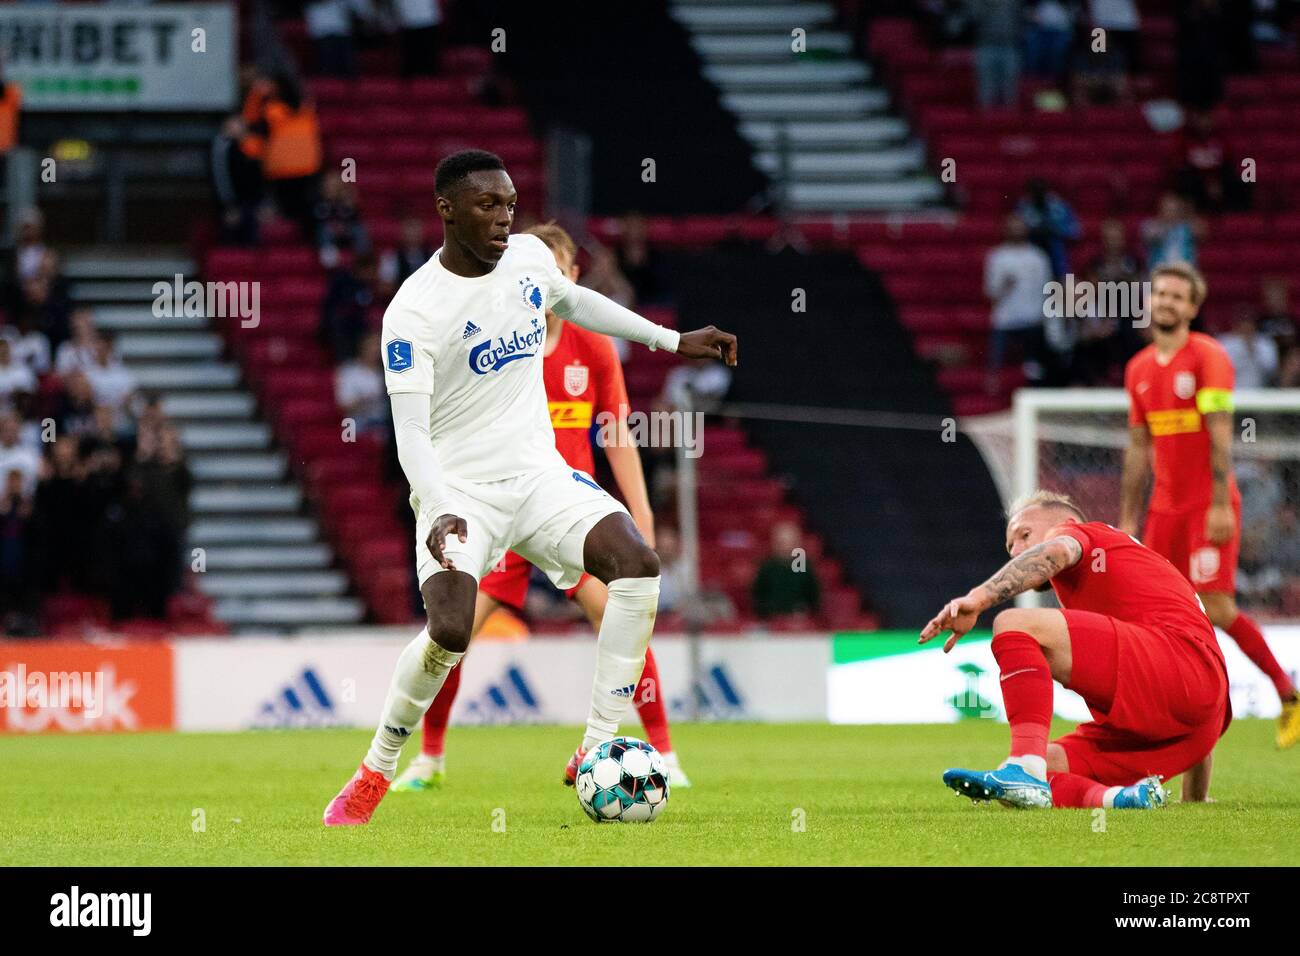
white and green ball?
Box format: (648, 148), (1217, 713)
(575, 736), (670, 823)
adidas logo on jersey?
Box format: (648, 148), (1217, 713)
(463, 321), (482, 340)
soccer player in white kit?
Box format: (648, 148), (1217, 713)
(324, 150), (737, 825)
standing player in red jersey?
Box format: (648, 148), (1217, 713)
(1120, 262), (1300, 749)
(920, 491), (1230, 809)
(391, 222), (690, 792)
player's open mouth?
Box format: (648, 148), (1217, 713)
(489, 235), (509, 251)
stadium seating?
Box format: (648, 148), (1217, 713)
(860, 13), (1300, 415)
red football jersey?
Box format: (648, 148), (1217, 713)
(1125, 332), (1238, 514)
(542, 321), (629, 476)
(1049, 521), (1223, 661)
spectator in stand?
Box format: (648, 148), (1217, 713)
(1274, 506), (1300, 577)
(985, 213), (1053, 391)
(1142, 193), (1202, 266)
(1089, 0), (1141, 71)
(253, 70), (323, 240)
(613, 212), (666, 305)
(581, 242), (637, 308)
(654, 523), (736, 623)
(968, 0), (1023, 109)
(320, 251), (378, 363)
(1024, 0), (1075, 86)
(1257, 278), (1296, 355)
(306, 0), (374, 76)
(378, 214), (433, 295)
(85, 405), (135, 463)
(1015, 176), (1080, 276)
(0, 411), (38, 496)
(1177, 0), (1226, 110)
(752, 521), (822, 621)
(55, 308), (98, 377)
(14, 208), (48, 286)
(578, 241), (637, 362)
(33, 436), (87, 593)
(315, 176), (371, 266)
(212, 115), (263, 246)
(0, 62), (21, 162)
(96, 470), (180, 622)
(923, 0), (975, 46)
(5, 309), (51, 375)
(1077, 218), (1144, 383)
(135, 394), (168, 450)
(1280, 348), (1300, 388)
(336, 330), (388, 434)
(54, 371), (97, 437)
(661, 357), (732, 415)
(1218, 309), (1279, 388)
(132, 423), (191, 607)
(0, 338), (36, 404)
(0, 467), (34, 634)
(1069, 6), (1132, 106)
(391, 0), (443, 77)
(13, 264), (71, 351)
(655, 524), (687, 614)
(83, 334), (138, 418)
(1174, 110), (1245, 213)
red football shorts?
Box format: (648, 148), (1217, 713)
(477, 550), (591, 611)
(1142, 499), (1240, 594)
(1054, 608), (1229, 785)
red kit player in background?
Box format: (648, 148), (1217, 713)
(1120, 262), (1300, 749)
(391, 222), (691, 792)
(922, 491), (1230, 809)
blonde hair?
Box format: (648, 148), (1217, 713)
(1151, 261), (1208, 307)
(524, 221), (578, 262)
(1006, 490), (1086, 522)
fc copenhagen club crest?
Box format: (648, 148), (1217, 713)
(1174, 370), (1196, 400)
(520, 276), (543, 312)
(564, 362), (589, 397)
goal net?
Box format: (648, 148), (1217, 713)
(970, 389), (1300, 620)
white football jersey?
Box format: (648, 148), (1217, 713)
(381, 232), (573, 486)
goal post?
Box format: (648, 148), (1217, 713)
(1006, 388), (1300, 618)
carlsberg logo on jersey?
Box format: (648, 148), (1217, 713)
(469, 318), (545, 375)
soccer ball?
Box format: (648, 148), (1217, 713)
(575, 736), (670, 823)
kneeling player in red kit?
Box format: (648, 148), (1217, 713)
(920, 491), (1230, 809)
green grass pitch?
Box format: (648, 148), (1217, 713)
(0, 720), (1293, 866)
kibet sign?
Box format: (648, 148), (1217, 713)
(0, 4), (236, 111)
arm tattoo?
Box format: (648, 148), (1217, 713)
(1206, 412), (1232, 505)
(978, 536), (1083, 606)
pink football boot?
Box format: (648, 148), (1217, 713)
(323, 764), (391, 826)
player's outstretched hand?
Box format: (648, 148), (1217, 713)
(426, 514), (468, 571)
(918, 592), (983, 653)
(678, 326), (738, 367)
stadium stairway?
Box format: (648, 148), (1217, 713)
(64, 252), (364, 632)
(668, 0), (943, 211)
(662, 244), (1007, 627)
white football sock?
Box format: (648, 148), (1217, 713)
(582, 576), (660, 752)
(364, 628), (464, 780)
(1102, 786), (1124, 809)
(1002, 754), (1048, 781)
